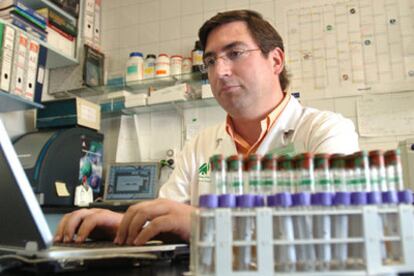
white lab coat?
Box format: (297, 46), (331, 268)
(159, 96), (359, 205)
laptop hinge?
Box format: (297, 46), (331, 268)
(24, 241), (39, 253)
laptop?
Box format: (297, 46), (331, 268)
(0, 119), (186, 271)
(91, 162), (160, 207)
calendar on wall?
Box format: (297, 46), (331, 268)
(277, 0), (414, 99)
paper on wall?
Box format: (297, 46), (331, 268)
(357, 92), (414, 137)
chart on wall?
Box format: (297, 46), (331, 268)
(275, 0), (414, 99)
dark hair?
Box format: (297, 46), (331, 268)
(198, 10), (290, 91)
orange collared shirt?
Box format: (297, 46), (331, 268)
(225, 93), (291, 156)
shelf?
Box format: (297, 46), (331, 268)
(62, 72), (206, 99)
(102, 97), (218, 118)
(0, 18), (78, 69)
(22, 0), (77, 24)
(0, 91), (44, 112)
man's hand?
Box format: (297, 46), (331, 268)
(114, 198), (194, 245)
(54, 208), (123, 243)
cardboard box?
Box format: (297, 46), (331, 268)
(37, 97), (101, 130)
(147, 83), (189, 105)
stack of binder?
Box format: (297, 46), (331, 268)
(0, 21), (48, 103)
(0, 0), (47, 42)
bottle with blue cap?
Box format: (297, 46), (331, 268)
(125, 52), (144, 83)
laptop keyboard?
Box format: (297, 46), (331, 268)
(54, 240), (163, 249)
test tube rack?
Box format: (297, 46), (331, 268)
(190, 205), (414, 276)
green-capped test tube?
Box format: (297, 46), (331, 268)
(277, 155), (295, 193)
(209, 154), (227, 195)
(262, 153), (278, 195)
(245, 154), (262, 194)
(227, 154), (245, 195)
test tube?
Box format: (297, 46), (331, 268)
(210, 154), (227, 195)
(234, 194), (256, 271)
(347, 153), (367, 269)
(367, 150), (383, 205)
(277, 155), (295, 193)
(293, 153), (316, 271)
(383, 149), (411, 263)
(330, 154), (350, 270)
(227, 154), (244, 195)
(261, 153), (278, 195)
(198, 194), (219, 274)
(313, 154), (333, 271)
(245, 154), (262, 193)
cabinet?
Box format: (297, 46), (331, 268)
(0, 0), (80, 113)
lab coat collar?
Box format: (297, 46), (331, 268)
(256, 96), (305, 154)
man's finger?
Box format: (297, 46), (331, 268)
(133, 216), (175, 245)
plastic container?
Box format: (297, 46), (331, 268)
(144, 54), (156, 79)
(125, 52), (144, 83)
(182, 57), (192, 74)
(155, 53), (170, 78)
(170, 55), (182, 75)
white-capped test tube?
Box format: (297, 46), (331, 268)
(330, 154), (350, 270)
(293, 153), (316, 271)
(313, 154), (333, 271)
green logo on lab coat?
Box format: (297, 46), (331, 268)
(198, 162), (209, 175)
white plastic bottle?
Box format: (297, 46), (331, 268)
(144, 54), (156, 79)
(155, 53), (170, 78)
(125, 52), (144, 83)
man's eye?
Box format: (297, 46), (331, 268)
(227, 50), (244, 60)
(204, 58), (216, 66)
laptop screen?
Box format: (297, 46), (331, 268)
(104, 162), (160, 201)
(0, 120), (52, 250)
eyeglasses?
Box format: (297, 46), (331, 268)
(201, 48), (261, 73)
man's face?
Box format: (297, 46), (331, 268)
(204, 21), (283, 120)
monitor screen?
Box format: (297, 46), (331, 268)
(105, 163), (159, 201)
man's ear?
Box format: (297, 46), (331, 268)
(270, 47), (285, 75)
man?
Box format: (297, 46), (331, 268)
(54, 10), (359, 246)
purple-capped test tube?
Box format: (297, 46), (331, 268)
(234, 194), (256, 271)
(313, 154), (333, 271)
(330, 154), (350, 270)
(198, 194), (218, 274)
(293, 153), (316, 271)
(268, 193), (296, 272)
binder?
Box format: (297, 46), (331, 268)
(0, 25), (16, 92)
(24, 39), (39, 101)
(83, 0), (95, 44)
(93, 0), (101, 47)
(33, 44), (47, 104)
(10, 31), (28, 96)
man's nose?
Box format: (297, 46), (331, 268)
(213, 58), (232, 78)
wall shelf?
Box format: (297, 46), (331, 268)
(0, 16), (78, 70)
(22, 0), (77, 24)
(0, 91), (44, 112)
